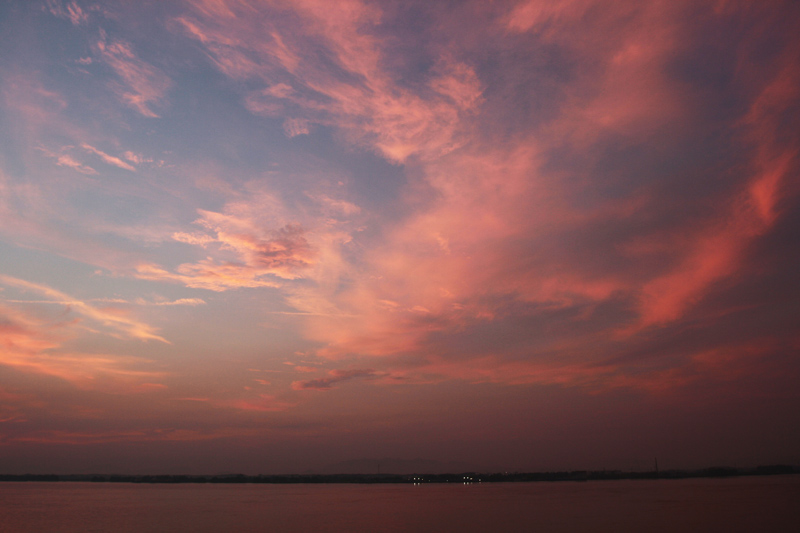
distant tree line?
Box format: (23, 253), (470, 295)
(0, 465), (796, 484)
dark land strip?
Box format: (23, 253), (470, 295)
(1, 465), (798, 484)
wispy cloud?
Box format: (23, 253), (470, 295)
(81, 143), (136, 171)
(178, 0), (483, 162)
(147, 298), (206, 306)
(0, 274), (168, 343)
(55, 153), (97, 174)
(95, 33), (172, 117)
(38, 147), (97, 174)
(122, 151), (153, 165)
(0, 301), (164, 390)
(47, 0), (88, 26)
(283, 118), (310, 137)
(136, 195), (323, 291)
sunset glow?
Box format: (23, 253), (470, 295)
(1, 0), (799, 474)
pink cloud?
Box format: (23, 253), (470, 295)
(178, 0), (483, 162)
(80, 143), (136, 171)
(137, 206), (316, 291)
(54, 153), (97, 174)
(47, 0), (89, 26)
(95, 34), (172, 117)
(626, 34), (800, 333)
(0, 300), (165, 391)
(122, 151), (152, 165)
(37, 147), (97, 174)
(134, 262), (282, 292)
(258, 0), (800, 396)
(136, 184), (362, 294)
(504, 0), (595, 34)
(0, 274), (169, 343)
(150, 298), (206, 307)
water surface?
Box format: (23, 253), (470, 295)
(1, 475), (798, 532)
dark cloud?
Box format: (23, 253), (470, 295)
(292, 369), (380, 391)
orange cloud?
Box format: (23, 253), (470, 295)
(0, 301), (164, 391)
(136, 184), (362, 293)
(0, 274), (168, 343)
(136, 210), (315, 291)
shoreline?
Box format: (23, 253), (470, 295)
(1, 465), (797, 484)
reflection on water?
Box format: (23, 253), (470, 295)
(1, 475), (798, 532)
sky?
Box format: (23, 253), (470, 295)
(0, 0), (799, 475)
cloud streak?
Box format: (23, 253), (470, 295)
(0, 274), (168, 343)
(0, 300), (164, 391)
(38, 147), (97, 175)
(95, 34), (172, 118)
(81, 143), (136, 171)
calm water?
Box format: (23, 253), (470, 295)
(1, 476), (798, 532)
